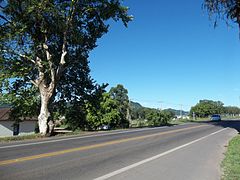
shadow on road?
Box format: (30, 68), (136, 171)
(199, 120), (240, 134)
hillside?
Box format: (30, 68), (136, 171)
(130, 101), (189, 116)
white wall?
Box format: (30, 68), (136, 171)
(0, 121), (37, 137)
(0, 121), (14, 137)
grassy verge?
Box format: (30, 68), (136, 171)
(0, 130), (93, 143)
(222, 135), (240, 180)
(169, 118), (210, 125)
(0, 134), (44, 143)
(0, 130), (115, 143)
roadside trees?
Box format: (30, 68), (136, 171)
(0, 0), (132, 135)
(190, 100), (224, 118)
(224, 106), (240, 116)
(86, 92), (121, 130)
(109, 84), (130, 128)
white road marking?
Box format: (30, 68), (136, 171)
(0, 126), (171, 149)
(94, 128), (227, 180)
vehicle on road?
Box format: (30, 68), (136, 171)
(98, 125), (111, 130)
(210, 114), (221, 121)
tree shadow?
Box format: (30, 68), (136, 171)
(197, 120), (240, 134)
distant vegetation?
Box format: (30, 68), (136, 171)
(190, 100), (240, 118)
(1, 83), (178, 132)
(130, 101), (180, 127)
(60, 84), (178, 130)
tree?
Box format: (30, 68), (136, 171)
(0, 0), (132, 135)
(190, 99), (224, 118)
(204, 0), (240, 29)
(224, 106), (240, 116)
(144, 108), (172, 127)
(109, 84), (130, 128)
(86, 92), (121, 130)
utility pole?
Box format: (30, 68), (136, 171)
(127, 98), (132, 125)
(159, 101), (164, 111)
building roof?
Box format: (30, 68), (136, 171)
(0, 108), (10, 121)
(0, 108), (37, 121)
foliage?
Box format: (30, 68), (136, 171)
(109, 84), (130, 128)
(64, 103), (87, 131)
(0, 0), (132, 134)
(224, 106), (240, 116)
(0, 133), (43, 142)
(130, 102), (174, 127)
(204, 0), (240, 28)
(86, 92), (121, 130)
(190, 99), (224, 118)
(0, 85), (40, 122)
(130, 101), (145, 120)
(145, 108), (173, 126)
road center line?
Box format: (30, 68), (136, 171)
(0, 126), (173, 149)
(94, 128), (227, 180)
(0, 125), (208, 166)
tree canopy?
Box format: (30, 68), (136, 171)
(109, 84), (130, 127)
(0, 0), (132, 135)
(190, 99), (224, 118)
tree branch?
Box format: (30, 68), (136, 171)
(43, 35), (55, 93)
(56, 0), (78, 79)
(3, 48), (36, 64)
(19, 54), (36, 64)
(30, 80), (38, 87)
(35, 56), (44, 86)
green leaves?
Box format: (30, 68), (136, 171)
(85, 91), (121, 130)
(0, 0), (131, 132)
(190, 99), (224, 118)
(109, 84), (130, 127)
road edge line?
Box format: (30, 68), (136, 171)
(0, 125), (186, 149)
(94, 128), (228, 180)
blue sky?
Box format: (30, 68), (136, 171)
(89, 0), (240, 111)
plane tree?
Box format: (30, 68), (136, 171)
(0, 0), (132, 135)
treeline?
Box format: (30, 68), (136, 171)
(190, 100), (240, 118)
(1, 83), (175, 132)
(130, 102), (175, 127)
(59, 84), (130, 131)
(64, 84), (175, 130)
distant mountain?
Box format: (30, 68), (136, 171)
(130, 101), (143, 110)
(164, 108), (189, 116)
(130, 102), (189, 116)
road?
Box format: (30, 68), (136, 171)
(0, 121), (239, 180)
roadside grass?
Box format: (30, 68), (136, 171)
(0, 134), (44, 143)
(0, 129), (119, 143)
(169, 117), (210, 125)
(222, 116), (240, 120)
(0, 129), (95, 143)
(222, 135), (240, 180)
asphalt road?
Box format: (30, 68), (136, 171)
(0, 120), (239, 180)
